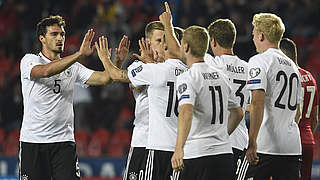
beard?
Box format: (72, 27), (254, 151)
(52, 46), (64, 54)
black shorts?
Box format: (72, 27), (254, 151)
(123, 147), (148, 180)
(171, 153), (234, 180)
(144, 149), (173, 180)
(245, 153), (302, 180)
(19, 141), (81, 180)
(234, 149), (250, 180)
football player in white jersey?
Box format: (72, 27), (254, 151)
(121, 21), (165, 180)
(206, 19), (250, 179)
(170, 25), (243, 180)
(95, 22), (186, 179)
(19, 15), (112, 180)
(245, 13), (302, 180)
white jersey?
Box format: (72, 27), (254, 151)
(205, 54), (249, 150)
(247, 48), (302, 155)
(128, 59), (188, 151)
(177, 62), (240, 159)
(129, 61), (149, 147)
(20, 53), (94, 143)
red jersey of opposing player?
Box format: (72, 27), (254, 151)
(298, 68), (319, 144)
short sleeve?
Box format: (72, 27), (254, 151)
(127, 61), (154, 88)
(20, 54), (42, 80)
(75, 62), (94, 88)
(247, 56), (268, 91)
(177, 72), (196, 107)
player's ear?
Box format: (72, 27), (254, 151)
(211, 37), (217, 47)
(260, 33), (264, 42)
(184, 43), (189, 54)
(39, 35), (45, 44)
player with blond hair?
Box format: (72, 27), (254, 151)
(245, 13), (302, 180)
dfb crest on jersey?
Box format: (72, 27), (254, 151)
(249, 68), (261, 78)
(65, 68), (72, 77)
(178, 83), (187, 94)
(129, 172), (138, 180)
(131, 65), (143, 77)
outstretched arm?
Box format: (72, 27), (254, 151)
(159, 2), (181, 59)
(31, 29), (95, 78)
(95, 36), (130, 83)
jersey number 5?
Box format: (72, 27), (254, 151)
(53, 79), (61, 94)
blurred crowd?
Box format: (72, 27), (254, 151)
(0, 0), (319, 154)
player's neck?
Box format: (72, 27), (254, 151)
(187, 56), (204, 68)
(259, 42), (279, 53)
(41, 48), (61, 61)
(215, 48), (234, 57)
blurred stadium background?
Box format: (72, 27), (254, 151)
(0, 0), (319, 179)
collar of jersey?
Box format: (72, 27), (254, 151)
(38, 52), (53, 64)
(166, 58), (188, 68)
(220, 54), (238, 59)
(190, 61), (206, 68)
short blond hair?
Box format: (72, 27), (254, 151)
(145, 21), (164, 39)
(182, 26), (209, 58)
(252, 13), (285, 44)
(208, 19), (236, 49)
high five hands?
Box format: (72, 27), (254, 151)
(79, 29), (96, 57)
(95, 36), (111, 63)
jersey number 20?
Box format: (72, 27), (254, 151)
(275, 71), (298, 110)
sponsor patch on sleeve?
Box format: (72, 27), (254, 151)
(247, 79), (261, 84)
(179, 94), (190, 101)
(131, 65), (143, 77)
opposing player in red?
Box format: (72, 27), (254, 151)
(280, 38), (319, 180)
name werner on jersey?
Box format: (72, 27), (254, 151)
(202, 72), (219, 80)
(226, 64), (245, 74)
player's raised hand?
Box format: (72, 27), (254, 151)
(115, 35), (130, 67)
(133, 37), (155, 63)
(79, 29), (96, 56)
(159, 2), (173, 28)
(171, 148), (184, 172)
(246, 140), (259, 165)
(95, 36), (111, 62)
